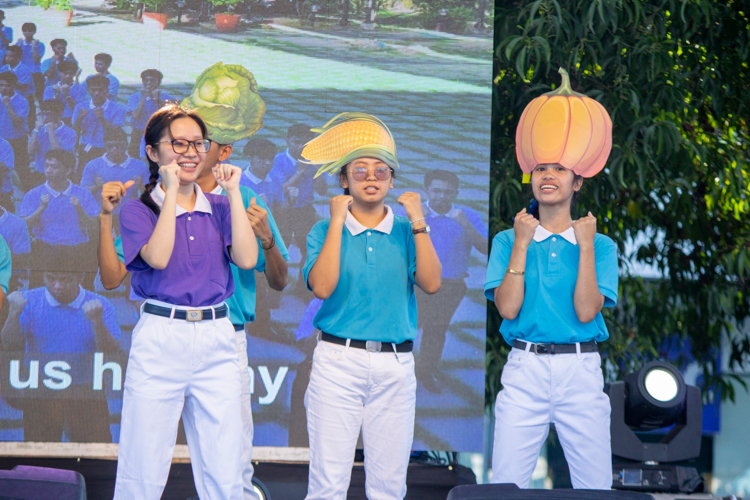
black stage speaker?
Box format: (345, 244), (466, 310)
(447, 484), (655, 500)
(0, 465), (86, 500)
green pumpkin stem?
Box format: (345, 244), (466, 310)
(547, 68), (584, 97)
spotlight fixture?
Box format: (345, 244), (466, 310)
(606, 361), (704, 493)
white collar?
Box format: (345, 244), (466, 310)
(285, 149), (297, 163)
(209, 184), (223, 195)
(243, 168), (263, 185)
(150, 182), (212, 216)
(102, 154), (131, 167)
(89, 99), (110, 110)
(45, 180), (73, 197)
(344, 205), (394, 236)
(45, 286), (86, 308)
(533, 225), (577, 245)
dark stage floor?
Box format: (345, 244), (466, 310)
(0, 456), (476, 499)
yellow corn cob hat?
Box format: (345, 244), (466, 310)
(301, 112), (399, 178)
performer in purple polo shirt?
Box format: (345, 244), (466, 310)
(114, 104), (258, 500)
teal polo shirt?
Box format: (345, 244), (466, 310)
(484, 226), (618, 345)
(303, 206), (418, 344)
(0, 235), (10, 294)
(115, 184), (288, 325)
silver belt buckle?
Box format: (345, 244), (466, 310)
(366, 340), (382, 353)
(186, 309), (203, 322)
(533, 343), (544, 355)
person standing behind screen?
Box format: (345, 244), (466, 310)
(81, 127), (148, 214)
(412, 169), (487, 393)
(43, 60), (87, 126)
(0, 72), (29, 188)
(0, 136), (18, 209)
(18, 149), (99, 278)
(270, 123), (328, 294)
(0, 11), (12, 64)
(301, 113), (441, 500)
(0, 249), (122, 443)
(126, 69), (173, 159)
(14, 22), (44, 104)
(40, 38), (76, 86)
(28, 99), (77, 189)
(484, 69), (618, 489)
(114, 104), (257, 499)
(85, 53), (119, 100)
(73, 75), (126, 177)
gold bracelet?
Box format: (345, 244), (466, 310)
(507, 268), (525, 275)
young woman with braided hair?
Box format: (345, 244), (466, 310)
(113, 104), (258, 500)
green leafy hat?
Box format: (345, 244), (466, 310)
(181, 62), (266, 145)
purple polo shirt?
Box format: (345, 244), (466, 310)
(119, 183), (235, 307)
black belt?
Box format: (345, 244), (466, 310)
(143, 303), (228, 322)
(513, 340), (598, 355)
(322, 332), (413, 353)
(233, 323), (245, 332)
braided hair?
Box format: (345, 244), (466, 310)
(140, 104), (208, 215)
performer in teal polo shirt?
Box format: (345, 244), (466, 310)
(301, 113), (442, 500)
(484, 70), (618, 490)
(0, 234), (10, 310)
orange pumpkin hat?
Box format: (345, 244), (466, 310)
(516, 68), (612, 178)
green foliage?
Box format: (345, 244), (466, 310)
(33, 0), (72, 11)
(413, 0), (477, 33)
(489, 0), (750, 408)
(209, 0), (243, 12)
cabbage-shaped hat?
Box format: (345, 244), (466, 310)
(516, 68), (612, 178)
(181, 62), (266, 144)
(301, 112), (398, 178)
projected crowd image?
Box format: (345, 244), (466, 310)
(0, 0), (492, 452)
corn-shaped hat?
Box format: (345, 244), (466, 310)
(301, 112), (398, 178)
(516, 68), (612, 179)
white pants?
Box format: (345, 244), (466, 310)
(491, 346), (612, 489)
(114, 311), (244, 500)
(304, 340), (417, 500)
(186, 329), (260, 500)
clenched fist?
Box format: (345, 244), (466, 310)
(101, 180), (135, 215)
(572, 212), (597, 250)
(397, 192), (424, 221)
(330, 195), (353, 225)
(513, 208), (540, 247)
(83, 299), (104, 322)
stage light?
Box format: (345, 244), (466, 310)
(606, 361), (704, 493)
(623, 361), (687, 431)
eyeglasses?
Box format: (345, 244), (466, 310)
(155, 139), (212, 154)
(350, 167), (392, 181)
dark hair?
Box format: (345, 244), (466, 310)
(140, 104), (209, 215)
(140, 69), (163, 82)
(86, 75), (109, 89)
(243, 137), (277, 160)
(339, 162), (396, 196)
(528, 171), (584, 219)
(40, 99), (64, 115)
(94, 53), (113, 66)
(5, 45), (21, 56)
(21, 22), (36, 32)
(50, 38), (67, 48)
(104, 127), (128, 143)
(0, 71), (17, 85)
(57, 60), (78, 74)
(287, 123), (315, 141)
(424, 169), (459, 190)
(45, 149), (76, 171)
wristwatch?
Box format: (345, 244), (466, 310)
(412, 225), (430, 235)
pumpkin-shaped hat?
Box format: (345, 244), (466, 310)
(516, 68), (612, 178)
(301, 112), (398, 178)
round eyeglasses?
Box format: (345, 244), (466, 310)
(155, 139), (212, 154)
(350, 167), (392, 181)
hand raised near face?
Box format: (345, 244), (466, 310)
(329, 195), (353, 225)
(513, 208), (540, 247)
(572, 212), (597, 250)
